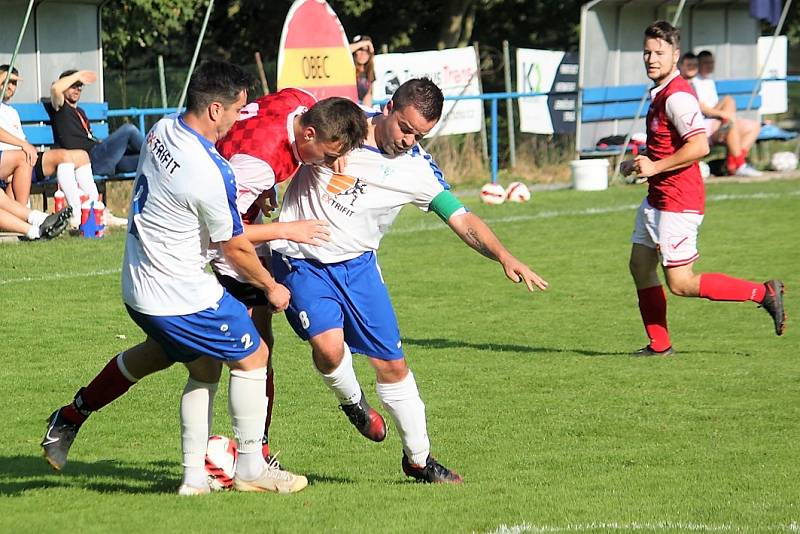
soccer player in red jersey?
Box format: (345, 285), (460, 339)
(620, 21), (785, 356)
(214, 90), (367, 460)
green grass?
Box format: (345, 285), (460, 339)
(1, 179), (798, 533)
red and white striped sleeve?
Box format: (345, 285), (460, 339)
(665, 91), (706, 140)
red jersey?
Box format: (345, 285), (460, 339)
(645, 72), (706, 214)
(216, 88), (316, 222)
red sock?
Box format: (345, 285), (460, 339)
(699, 273), (765, 302)
(637, 285), (671, 351)
(261, 368), (275, 458)
(61, 355), (136, 426)
(726, 155), (739, 174)
(736, 150), (747, 168)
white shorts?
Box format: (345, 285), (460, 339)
(631, 199), (703, 267)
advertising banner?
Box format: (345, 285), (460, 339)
(516, 48), (578, 134)
(372, 47), (482, 137)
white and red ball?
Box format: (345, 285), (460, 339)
(505, 182), (531, 203)
(480, 182), (506, 205)
(205, 435), (238, 491)
(771, 151), (798, 172)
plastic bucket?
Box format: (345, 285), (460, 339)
(570, 159), (609, 191)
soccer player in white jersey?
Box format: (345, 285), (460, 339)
(42, 60), (307, 495)
(270, 78), (549, 483)
(38, 98), (365, 476)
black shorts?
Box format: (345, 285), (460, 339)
(33, 155), (47, 183)
(215, 273), (270, 308)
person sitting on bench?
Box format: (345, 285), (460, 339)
(46, 69), (144, 177)
(691, 51), (761, 177)
(1, 65), (97, 227)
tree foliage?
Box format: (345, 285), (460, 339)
(101, 0), (799, 80)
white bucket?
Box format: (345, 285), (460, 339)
(570, 159), (609, 191)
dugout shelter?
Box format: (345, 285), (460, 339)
(576, 0), (762, 154)
(0, 0), (104, 103)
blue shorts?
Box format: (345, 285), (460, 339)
(126, 291), (261, 363)
(271, 252), (404, 360)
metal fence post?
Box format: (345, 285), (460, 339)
(503, 40), (516, 168)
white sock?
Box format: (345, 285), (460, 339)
(318, 342), (362, 405)
(27, 210), (47, 227)
(180, 377), (218, 489)
(376, 371), (430, 466)
(26, 225), (40, 240)
(229, 367), (268, 481)
(75, 164), (99, 201)
(56, 163), (81, 220)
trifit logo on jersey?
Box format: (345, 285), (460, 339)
(320, 173), (367, 216)
(326, 174), (367, 206)
(146, 130), (181, 175)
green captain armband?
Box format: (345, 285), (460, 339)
(429, 190), (466, 222)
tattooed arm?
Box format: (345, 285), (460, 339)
(446, 212), (549, 292)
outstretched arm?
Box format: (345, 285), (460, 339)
(244, 219), (330, 246)
(447, 211), (548, 292)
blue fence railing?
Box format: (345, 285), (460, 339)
(107, 76), (799, 184)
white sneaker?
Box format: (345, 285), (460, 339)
(233, 456), (308, 494)
(734, 164), (763, 177)
(105, 211), (128, 227)
(177, 482), (211, 496)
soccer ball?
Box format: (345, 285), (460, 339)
(770, 151), (798, 172)
(205, 435), (237, 491)
(505, 182), (531, 202)
(480, 183), (506, 205)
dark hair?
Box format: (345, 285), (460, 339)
(390, 78), (444, 122)
(59, 69), (78, 79)
(300, 97), (368, 154)
(644, 20), (680, 48)
(679, 52), (697, 63)
(0, 64), (19, 75)
(185, 60), (254, 114)
(697, 50), (713, 60)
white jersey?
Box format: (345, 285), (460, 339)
(122, 114), (243, 316)
(691, 76), (719, 107)
(271, 144), (449, 263)
(0, 102), (25, 150)
(208, 156), (273, 282)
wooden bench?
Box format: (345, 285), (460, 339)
(579, 78), (772, 156)
(12, 102), (136, 210)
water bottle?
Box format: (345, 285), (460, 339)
(53, 189), (66, 212)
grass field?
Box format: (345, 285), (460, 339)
(1, 179), (798, 533)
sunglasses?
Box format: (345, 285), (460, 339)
(70, 83), (84, 90)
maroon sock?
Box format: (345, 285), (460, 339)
(61, 355), (136, 426)
(699, 273), (765, 302)
(637, 285), (671, 351)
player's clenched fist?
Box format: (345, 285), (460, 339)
(266, 283), (291, 313)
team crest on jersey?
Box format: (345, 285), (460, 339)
(327, 173), (367, 206)
(650, 118), (660, 131)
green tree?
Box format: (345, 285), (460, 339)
(102, 0), (205, 106)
